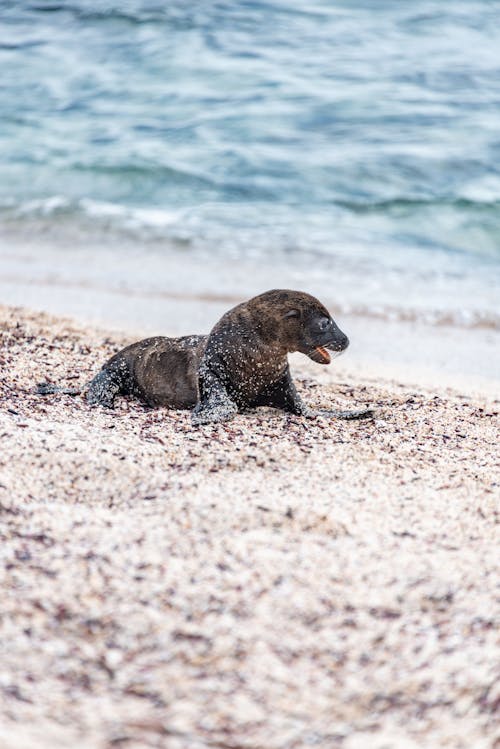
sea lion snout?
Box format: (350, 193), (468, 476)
(317, 328), (349, 365)
(303, 314), (349, 365)
(324, 320), (349, 352)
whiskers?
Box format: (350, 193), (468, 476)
(328, 350), (344, 360)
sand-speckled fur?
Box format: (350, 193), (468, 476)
(39, 290), (373, 424)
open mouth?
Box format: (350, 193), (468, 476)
(315, 346), (331, 364)
(308, 346), (346, 365)
(309, 346), (333, 365)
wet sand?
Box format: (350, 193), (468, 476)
(1, 230), (500, 399)
(0, 303), (499, 749)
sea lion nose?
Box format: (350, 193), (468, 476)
(340, 333), (349, 350)
(327, 322), (349, 351)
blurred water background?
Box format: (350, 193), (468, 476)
(1, 0), (500, 329)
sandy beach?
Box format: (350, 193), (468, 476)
(3, 2), (500, 746)
(1, 302), (498, 749)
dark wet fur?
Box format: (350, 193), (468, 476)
(85, 334), (208, 408)
(38, 290), (373, 425)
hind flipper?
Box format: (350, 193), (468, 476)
(36, 383), (81, 396)
(86, 368), (123, 408)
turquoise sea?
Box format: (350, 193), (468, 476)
(1, 1), (500, 327)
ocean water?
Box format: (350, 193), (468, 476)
(1, 0), (500, 327)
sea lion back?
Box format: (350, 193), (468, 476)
(132, 335), (207, 408)
(87, 334), (207, 409)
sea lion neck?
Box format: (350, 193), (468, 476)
(239, 300), (289, 356)
(250, 318), (289, 359)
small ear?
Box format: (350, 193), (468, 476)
(284, 309), (300, 319)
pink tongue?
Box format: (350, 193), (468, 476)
(316, 346), (331, 364)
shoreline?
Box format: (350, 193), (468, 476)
(2, 292), (498, 399)
(1, 232), (499, 398)
(1, 302), (499, 749)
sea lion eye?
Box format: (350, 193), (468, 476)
(284, 309), (300, 319)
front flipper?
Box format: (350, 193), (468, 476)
(255, 368), (374, 421)
(304, 407), (374, 421)
(191, 364), (238, 426)
(36, 383), (81, 396)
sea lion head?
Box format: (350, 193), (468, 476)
(253, 289), (349, 365)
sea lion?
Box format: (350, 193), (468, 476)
(37, 289), (373, 424)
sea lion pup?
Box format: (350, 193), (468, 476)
(37, 290), (373, 424)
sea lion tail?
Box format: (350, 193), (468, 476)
(36, 382), (82, 396)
